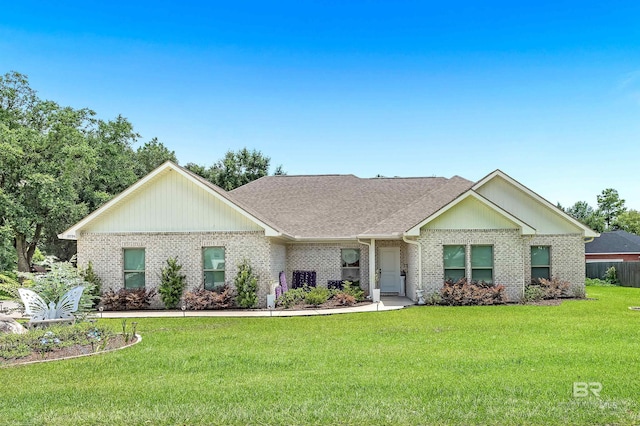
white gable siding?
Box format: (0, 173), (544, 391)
(475, 176), (581, 234)
(83, 169), (263, 233)
(424, 196), (519, 230)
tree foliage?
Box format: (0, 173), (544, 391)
(234, 259), (258, 308)
(135, 137), (177, 177)
(565, 201), (605, 233)
(616, 210), (640, 235)
(186, 148), (285, 190)
(0, 71), (168, 270)
(597, 188), (626, 230)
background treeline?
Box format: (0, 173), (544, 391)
(0, 71), (283, 272)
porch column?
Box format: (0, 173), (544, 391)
(369, 239), (376, 296)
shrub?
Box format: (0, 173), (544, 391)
(158, 257), (187, 309)
(424, 291), (442, 306)
(276, 286), (310, 308)
(333, 292), (356, 306)
(0, 272), (20, 300)
(522, 285), (545, 303)
(183, 286), (235, 310)
(603, 266), (619, 285)
(79, 261), (102, 307)
(100, 287), (157, 311)
(585, 278), (615, 287)
(439, 278), (507, 306)
(537, 277), (571, 299)
(340, 280), (365, 302)
(305, 287), (330, 306)
(235, 259), (258, 308)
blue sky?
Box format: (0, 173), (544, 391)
(2, 1), (640, 209)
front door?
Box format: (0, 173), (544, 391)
(379, 247), (400, 293)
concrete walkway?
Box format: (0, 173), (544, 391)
(1, 297), (415, 319)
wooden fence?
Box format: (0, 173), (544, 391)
(585, 261), (640, 288)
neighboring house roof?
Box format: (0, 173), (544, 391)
(585, 230), (640, 254)
(229, 174), (474, 239)
(60, 162), (599, 241)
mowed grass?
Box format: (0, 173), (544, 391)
(1, 287), (640, 425)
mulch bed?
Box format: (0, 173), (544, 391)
(1, 334), (138, 367)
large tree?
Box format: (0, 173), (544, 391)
(187, 148), (285, 191)
(596, 188), (626, 230)
(565, 201), (605, 233)
(0, 72), (97, 271)
(616, 210), (640, 235)
(135, 137), (178, 177)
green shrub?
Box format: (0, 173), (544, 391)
(0, 272), (20, 300)
(424, 291), (442, 305)
(235, 259), (258, 308)
(80, 261), (102, 307)
(158, 257), (187, 309)
(522, 285), (545, 303)
(440, 278), (507, 306)
(305, 287), (330, 306)
(276, 286), (310, 308)
(586, 278), (615, 287)
(603, 266), (619, 285)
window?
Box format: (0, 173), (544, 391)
(124, 248), (145, 289)
(203, 247), (225, 291)
(531, 246), (550, 281)
(471, 245), (493, 283)
(444, 245), (465, 281)
(341, 249), (360, 283)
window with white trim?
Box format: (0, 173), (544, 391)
(444, 245), (466, 281)
(531, 246), (551, 281)
(471, 245), (493, 284)
(203, 247), (225, 291)
(341, 249), (360, 283)
(124, 248), (145, 289)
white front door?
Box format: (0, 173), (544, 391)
(379, 247), (400, 293)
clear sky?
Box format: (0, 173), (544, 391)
(2, 1), (639, 209)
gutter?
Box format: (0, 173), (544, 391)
(402, 235), (425, 304)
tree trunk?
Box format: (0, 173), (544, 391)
(15, 235), (31, 272)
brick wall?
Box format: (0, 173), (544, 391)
(417, 229), (586, 301)
(527, 234), (585, 294)
(77, 231), (273, 308)
(285, 242), (370, 292)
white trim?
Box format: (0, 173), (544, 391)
(405, 191), (536, 236)
(586, 259), (625, 263)
(586, 252), (640, 256)
(58, 161), (281, 240)
(473, 170), (599, 238)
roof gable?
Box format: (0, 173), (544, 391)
(59, 162), (282, 239)
(473, 170), (598, 237)
(405, 191), (536, 236)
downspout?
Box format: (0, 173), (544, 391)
(403, 235), (425, 305)
(357, 238), (376, 299)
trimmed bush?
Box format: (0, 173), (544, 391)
(158, 257), (187, 309)
(305, 287), (330, 306)
(235, 259), (258, 308)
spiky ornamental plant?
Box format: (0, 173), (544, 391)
(234, 259), (258, 308)
(158, 257), (187, 309)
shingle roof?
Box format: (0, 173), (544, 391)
(229, 174), (474, 238)
(585, 230), (640, 254)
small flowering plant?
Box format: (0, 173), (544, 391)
(38, 331), (62, 356)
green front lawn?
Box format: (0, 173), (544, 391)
(2, 287), (639, 425)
